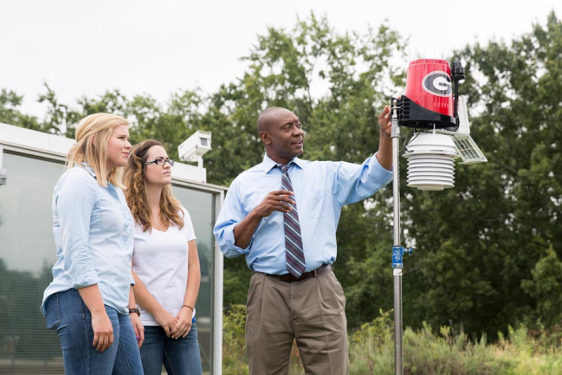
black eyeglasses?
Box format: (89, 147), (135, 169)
(144, 158), (174, 167)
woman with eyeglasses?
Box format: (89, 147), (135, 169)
(123, 139), (203, 375)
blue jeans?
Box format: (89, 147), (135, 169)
(44, 289), (144, 375)
(140, 323), (203, 375)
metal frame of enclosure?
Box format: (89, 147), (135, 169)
(0, 123), (226, 375)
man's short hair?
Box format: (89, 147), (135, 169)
(257, 107), (286, 134)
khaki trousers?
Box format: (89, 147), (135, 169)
(245, 270), (349, 375)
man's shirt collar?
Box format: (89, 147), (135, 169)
(261, 153), (304, 174)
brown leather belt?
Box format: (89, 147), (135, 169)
(263, 264), (332, 282)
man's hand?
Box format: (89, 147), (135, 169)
(378, 105), (392, 137)
(376, 105), (393, 171)
(233, 190), (295, 249)
(252, 190), (295, 218)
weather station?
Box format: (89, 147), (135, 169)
(389, 59), (487, 374)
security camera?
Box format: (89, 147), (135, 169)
(178, 131), (212, 167)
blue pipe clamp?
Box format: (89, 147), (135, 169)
(392, 246), (414, 269)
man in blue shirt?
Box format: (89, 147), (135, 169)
(214, 106), (393, 374)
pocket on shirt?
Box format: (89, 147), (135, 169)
(305, 189), (328, 218)
(96, 198), (122, 230)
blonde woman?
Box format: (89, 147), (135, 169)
(124, 139), (202, 375)
(41, 113), (144, 375)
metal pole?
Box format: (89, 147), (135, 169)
(390, 102), (403, 375)
(391, 107), (401, 255)
(393, 268), (403, 375)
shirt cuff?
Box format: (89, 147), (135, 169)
(223, 224), (251, 257)
(370, 152), (394, 184)
(71, 271), (101, 289)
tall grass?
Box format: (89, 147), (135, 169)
(223, 305), (562, 374)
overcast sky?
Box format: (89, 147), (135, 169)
(1, 0), (559, 118)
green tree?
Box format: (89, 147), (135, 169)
(521, 247), (562, 326)
(200, 13), (407, 313)
(38, 83), (83, 136)
(403, 11), (562, 338)
(0, 89), (41, 130)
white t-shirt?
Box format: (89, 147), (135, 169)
(133, 207), (197, 326)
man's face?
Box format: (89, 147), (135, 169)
(263, 109), (304, 163)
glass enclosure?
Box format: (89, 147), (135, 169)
(0, 150), (219, 374)
(171, 185), (215, 372)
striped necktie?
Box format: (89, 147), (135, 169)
(280, 162), (306, 278)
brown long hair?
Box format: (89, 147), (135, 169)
(123, 139), (184, 232)
(67, 113), (128, 188)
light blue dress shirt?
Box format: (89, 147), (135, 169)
(214, 153), (393, 275)
(41, 164), (135, 315)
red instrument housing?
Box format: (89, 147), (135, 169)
(396, 58), (464, 130)
(405, 59), (453, 117)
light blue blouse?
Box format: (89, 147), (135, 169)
(42, 164), (135, 315)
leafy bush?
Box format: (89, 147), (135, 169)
(222, 305), (249, 375)
(224, 308), (562, 375)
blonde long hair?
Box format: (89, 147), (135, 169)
(67, 113), (129, 188)
(123, 139), (184, 232)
